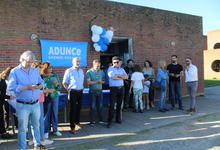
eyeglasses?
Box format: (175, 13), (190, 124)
(23, 59), (33, 63)
(113, 61), (119, 64)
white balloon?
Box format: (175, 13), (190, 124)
(91, 25), (98, 32)
(93, 26), (103, 34)
(107, 37), (113, 42)
(106, 30), (114, 38)
(93, 43), (99, 48)
(91, 34), (100, 42)
(95, 45), (101, 52)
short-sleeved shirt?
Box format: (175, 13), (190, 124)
(131, 72), (144, 89)
(62, 67), (84, 90)
(108, 66), (127, 87)
(143, 80), (151, 93)
(86, 68), (104, 91)
(167, 64), (183, 82)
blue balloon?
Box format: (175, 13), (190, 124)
(101, 28), (107, 36)
(103, 38), (110, 45)
(97, 38), (104, 45)
(101, 44), (108, 52)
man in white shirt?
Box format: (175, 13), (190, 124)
(185, 58), (198, 113)
(63, 57), (84, 134)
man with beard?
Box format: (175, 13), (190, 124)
(167, 55), (184, 110)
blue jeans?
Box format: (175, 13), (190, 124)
(159, 81), (167, 110)
(44, 96), (59, 133)
(170, 81), (182, 108)
(27, 102), (45, 140)
(89, 91), (103, 123)
(16, 102), (41, 149)
(133, 88), (143, 110)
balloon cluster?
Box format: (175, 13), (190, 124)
(91, 25), (114, 52)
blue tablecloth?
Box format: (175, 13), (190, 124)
(59, 89), (110, 109)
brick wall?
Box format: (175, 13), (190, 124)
(0, 0), (204, 94)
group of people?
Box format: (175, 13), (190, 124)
(0, 50), (198, 150)
(120, 55), (198, 114)
(155, 55), (198, 113)
(2, 51), (63, 149)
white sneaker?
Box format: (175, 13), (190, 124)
(147, 105), (150, 110)
(151, 103), (155, 108)
(44, 132), (49, 139)
(98, 121), (105, 124)
(28, 140), (34, 146)
(41, 139), (54, 145)
(54, 131), (62, 136)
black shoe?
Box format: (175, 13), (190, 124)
(34, 144), (45, 150)
(159, 109), (166, 112)
(90, 122), (95, 126)
(192, 108), (196, 112)
(164, 108), (169, 111)
(107, 123), (111, 128)
(179, 107), (184, 110)
(187, 108), (193, 113)
(170, 107), (175, 110)
(116, 120), (122, 124)
(122, 108), (127, 112)
(1, 133), (13, 139)
(133, 109), (138, 113)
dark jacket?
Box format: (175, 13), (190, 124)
(0, 78), (10, 103)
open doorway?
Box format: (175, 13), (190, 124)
(100, 37), (133, 68)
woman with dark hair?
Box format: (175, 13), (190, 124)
(143, 60), (155, 108)
(41, 62), (62, 138)
(0, 66), (13, 139)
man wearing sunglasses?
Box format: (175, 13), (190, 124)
(107, 56), (128, 128)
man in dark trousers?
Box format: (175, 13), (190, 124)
(167, 55), (184, 110)
(123, 59), (134, 110)
(63, 57), (84, 134)
(107, 56), (128, 128)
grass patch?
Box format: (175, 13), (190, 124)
(204, 79), (220, 88)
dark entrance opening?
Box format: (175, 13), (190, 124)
(100, 37), (133, 68)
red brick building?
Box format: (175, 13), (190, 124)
(0, 0), (204, 94)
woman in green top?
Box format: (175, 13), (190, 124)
(41, 62), (62, 138)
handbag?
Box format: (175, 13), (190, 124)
(153, 81), (161, 89)
(45, 94), (52, 103)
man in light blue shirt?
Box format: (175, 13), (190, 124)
(63, 57), (84, 134)
(7, 51), (44, 150)
(107, 56), (128, 128)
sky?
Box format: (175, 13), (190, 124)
(109, 0), (220, 35)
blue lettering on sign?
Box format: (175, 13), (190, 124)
(40, 40), (88, 67)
